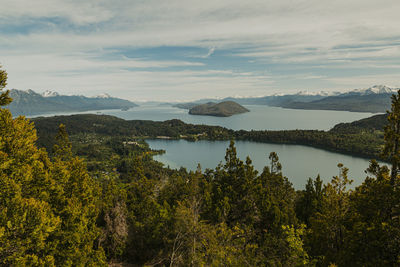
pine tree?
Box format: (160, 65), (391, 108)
(0, 65), (11, 106)
(296, 175), (323, 225)
(50, 125), (105, 265)
(307, 164), (352, 265)
(383, 90), (400, 185)
(0, 66), (106, 265)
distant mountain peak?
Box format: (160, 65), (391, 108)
(42, 90), (60, 97)
(349, 85), (398, 95)
(369, 85), (397, 94)
(295, 90), (339, 96)
(95, 93), (112, 99)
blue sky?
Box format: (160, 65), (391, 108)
(1, 0), (400, 101)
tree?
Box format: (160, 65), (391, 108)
(0, 66), (106, 265)
(340, 160), (400, 266)
(254, 152), (297, 234)
(48, 125), (105, 265)
(52, 123), (72, 159)
(383, 90), (400, 185)
(202, 140), (258, 225)
(0, 65), (11, 106)
(307, 164), (352, 265)
(296, 175), (323, 225)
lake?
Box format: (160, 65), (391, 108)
(33, 104), (375, 131)
(34, 104), (381, 188)
(147, 139), (382, 189)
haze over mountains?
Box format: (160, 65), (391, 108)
(7, 89), (138, 116)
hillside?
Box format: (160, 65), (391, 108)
(330, 113), (387, 133)
(284, 93), (391, 113)
(6, 89), (138, 116)
(188, 101), (249, 117)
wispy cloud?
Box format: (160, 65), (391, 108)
(1, 0), (400, 100)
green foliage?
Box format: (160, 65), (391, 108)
(383, 90), (400, 183)
(0, 101), (105, 265)
(282, 224), (312, 266)
(337, 159), (400, 266)
(295, 176), (323, 226)
(306, 164), (353, 265)
(0, 65), (11, 107)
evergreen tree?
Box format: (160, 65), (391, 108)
(296, 175), (323, 225)
(383, 90), (400, 184)
(0, 66), (106, 265)
(307, 164), (352, 265)
(0, 65), (11, 106)
(342, 160), (400, 266)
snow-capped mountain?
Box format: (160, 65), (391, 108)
(280, 85), (398, 113)
(287, 85), (397, 98)
(295, 90), (341, 97)
(42, 90), (60, 97)
(95, 93), (112, 99)
(345, 85), (399, 96)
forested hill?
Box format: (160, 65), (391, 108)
(6, 89), (138, 116)
(32, 112), (386, 160)
(331, 113), (387, 133)
(188, 101), (249, 117)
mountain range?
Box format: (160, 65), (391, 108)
(278, 85), (397, 113)
(6, 89), (138, 116)
(174, 85), (398, 113)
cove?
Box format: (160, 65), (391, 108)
(147, 139), (382, 189)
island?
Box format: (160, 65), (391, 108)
(188, 101), (250, 117)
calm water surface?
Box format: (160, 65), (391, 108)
(147, 139), (381, 189)
(34, 104), (381, 188)
(34, 104), (375, 131)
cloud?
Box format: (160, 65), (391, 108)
(1, 0), (400, 99)
(6, 67), (274, 101)
(0, 0), (114, 25)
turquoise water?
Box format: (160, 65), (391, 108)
(147, 139), (382, 189)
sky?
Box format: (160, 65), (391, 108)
(1, 0), (400, 101)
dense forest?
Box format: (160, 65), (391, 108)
(2, 66), (400, 266)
